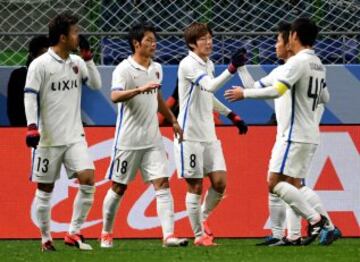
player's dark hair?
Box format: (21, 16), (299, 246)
(26, 35), (49, 66)
(277, 22), (291, 45)
(48, 12), (78, 46)
(291, 17), (319, 47)
(184, 22), (213, 51)
(128, 23), (157, 53)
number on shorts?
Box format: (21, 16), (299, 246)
(36, 157), (49, 173)
(116, 159), (128, 174)
(189, 154), (196, 168)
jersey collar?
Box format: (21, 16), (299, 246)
(189, 51), (209, 66)
(48, 48), (73, 64)
(297, 48), (315, 56)
(127, 55), (154, 71)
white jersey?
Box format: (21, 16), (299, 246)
(25, 48), (93, 146)
(256, 65), (291, 138)
(177, 51), (218, 142)
(111, 56), (163, 150)
(273, 49), (326, 144)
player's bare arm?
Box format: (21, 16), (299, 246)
(157, 92), (183, 142)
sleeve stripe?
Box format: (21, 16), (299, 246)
(259, 80), (266, 88)
(112, 87), (124, 91)
(194, 73), (207, 86)
(274, 81), (289, 95)
(24, 88), (39, 94)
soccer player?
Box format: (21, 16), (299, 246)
(225, 18), (334, 246)
(175, 22), (248, 246)
(237, 22), (340, 246)
(100, 22), (188, 248)
(24, 13), (102, 251)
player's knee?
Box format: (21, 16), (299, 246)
(77, 169), (95, 185)
(152, 177), (169, 190)
(186, 179), (203, 194)
(112, 182), (127, 196)
(37, 183), (54, 193)
(212, 180), (226, 193)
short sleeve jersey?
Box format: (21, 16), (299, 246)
(177, 51), (217, 142)
(273, 49), (326, 144)
(111, 56), (163, 150)
(25, 48), (90, 146)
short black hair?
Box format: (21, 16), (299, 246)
(48, 12), (78, 46)
(26, 35), (49, 66)
(291, 17), (319, 47)
(277, 22), (291, 44)
(128, 23), (156, 53)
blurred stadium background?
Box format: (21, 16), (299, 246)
(0, 0), (359, 65)
(0, 1), (359, 248)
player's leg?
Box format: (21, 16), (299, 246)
(63, 141), (96, 250)
(201, 140), (227, 240)
(142, 147), (188, 247)
(31, 146), (64, 251)
(174, 140), (214, 246)
(101, 149), (139, 248)
(268, 141), (328, 245)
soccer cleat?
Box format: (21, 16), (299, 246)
(302, 215), (328, 246)
(194, 234), (217, 247)
(162, 234), (189, 247)
(41, 240), (56, 252)
(100, 233), (113, 248)
(64, 233), (93, 250)
(269, 237), (302, 246)
(333, 226), (342, 240)
(255, 236), (281, 246)
(319, 228), (335, 245)
(203, 220), (214, 241)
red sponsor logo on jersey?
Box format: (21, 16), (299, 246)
(72, 66), (79, 74)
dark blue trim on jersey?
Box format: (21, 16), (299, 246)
(82, 77), (88, 84)
(301, 179), (306, 186)
(259, 80), (266, 88)
(180, 83), (195, 177)
(280, 86), (296, 173)
(112, 87), (124, 91)
(194, 73), (207, 86)
(24, 88), (39, 94)
(109, 104), (124, 179)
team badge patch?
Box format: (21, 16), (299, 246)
(156, 71), (160, 79)
(72, 66), (79, 74)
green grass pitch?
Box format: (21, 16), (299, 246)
(1, 238), (359, 262)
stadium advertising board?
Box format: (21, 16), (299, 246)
(0, 126), (359, 238)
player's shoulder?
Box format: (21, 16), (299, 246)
(114, 58), (130, 72)
(27, 52), (50, 71)
(152, 61), (162, 71)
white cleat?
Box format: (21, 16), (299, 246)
(163, 234), (189, 247)
(100, 233), (113, 248)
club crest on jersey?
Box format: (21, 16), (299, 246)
(156, 71), (160, 79)
(72, 66), (79, 74)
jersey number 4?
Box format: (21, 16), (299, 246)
(307, 77), (325, 111)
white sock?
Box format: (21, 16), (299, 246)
(34, 189), (52, 243)
(286, 205), (302, 240)
(68, 185), (95, 234)
(273, 182), (320, 224)
(155, 188), (175, 239)
(268, 193), (286, 239)
(300, 186), (335, 230)
(185, 192), (203, 238)
(102, 188), (122, 234)
(201, 187), (224, 222)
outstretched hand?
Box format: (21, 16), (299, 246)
(224, 86), (245, 102)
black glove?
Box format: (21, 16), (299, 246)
(228, 48), (248, 73)
(79, 35), (93, 61)
(227, 112), (248, 135)
(26, 124), (40, 148)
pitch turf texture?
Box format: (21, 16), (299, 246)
(1, 238), (359, 262)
